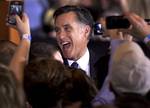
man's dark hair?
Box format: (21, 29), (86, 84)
(0, 40), (17, 65)
(53, 5), (94, 38)
(29, 37), (61, 62)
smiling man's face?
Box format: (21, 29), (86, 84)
(55, 12), (89, 60)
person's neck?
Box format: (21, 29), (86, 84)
(73, 48), (88, 61)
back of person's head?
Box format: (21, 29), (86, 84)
(109, 41), (150, 96)
(62, 67), (98, 108)
(29, 37), (63, 63)
(24, 58), (71, 108)
(0, 40), (17, 65)
(0, 63), (24, 108)
(53, 5), (94, 37)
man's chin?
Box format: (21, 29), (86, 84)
(63, 53), (72, 59)
(64, 55), (74, 60)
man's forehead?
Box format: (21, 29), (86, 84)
(55, 11), (78, 22)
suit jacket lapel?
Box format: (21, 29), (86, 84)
(88, 46), (110, 89)
(89, 49), (99, 79)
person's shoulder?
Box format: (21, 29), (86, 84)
(88, 39), (110, 49)
(88, 39), (110, 56)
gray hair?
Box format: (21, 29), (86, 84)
(110, 41), (150, 95)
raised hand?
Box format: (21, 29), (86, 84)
(7, 13), (30, 38)
(125, 13), (150, 40)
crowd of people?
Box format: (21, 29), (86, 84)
(0, 0), (150, 108)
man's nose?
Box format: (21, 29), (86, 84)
(57, 31), (66, 39)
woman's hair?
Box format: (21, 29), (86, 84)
(0, 63), (25, 108)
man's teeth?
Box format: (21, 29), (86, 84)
(61, 41), (71, 50)
(62, 42), (69, 46)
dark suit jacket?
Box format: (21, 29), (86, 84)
(88, 39), (110, 89)
(64, 39), (110, 89)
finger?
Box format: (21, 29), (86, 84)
(118, 31), (123, 38)
(15, 15), (22, 25)
(22, 13), (29, 23)
(6, 22), (17, 29)
(126, 13), (137, 24)
(131, 13), (146, 24)
(123, 34), (133, 41)
(116, 31), (124, 40)
(127, 13), (146, 25)
(21, 13), (26, 22)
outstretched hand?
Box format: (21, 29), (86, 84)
(7, 13), (30, 38)
(125, 13), (150, 40)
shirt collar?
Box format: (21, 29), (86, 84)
(68, 48), (90, 69)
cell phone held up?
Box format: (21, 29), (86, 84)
(106, 16), (130, 29)
(7, 1), (23, 25)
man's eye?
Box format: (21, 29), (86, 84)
(64, 27), (71, 32)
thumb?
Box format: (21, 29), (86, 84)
(22, 13), (29, 23)
(15, 15), (22, 25)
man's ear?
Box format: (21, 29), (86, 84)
(84, 25), (91, 38)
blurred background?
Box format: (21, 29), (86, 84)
(0, 0), (150, 44)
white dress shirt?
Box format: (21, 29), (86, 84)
(68, 48), (90, 76)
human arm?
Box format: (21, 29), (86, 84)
(125, 13), (150, 48)
(8, 13), (31, 84)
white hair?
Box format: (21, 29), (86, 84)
(110, 41), (150, 95)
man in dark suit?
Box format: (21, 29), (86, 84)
(53, 5), (110, 89)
